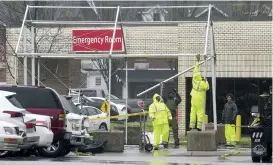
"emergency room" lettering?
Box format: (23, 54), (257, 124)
(73, 36), (122, 46)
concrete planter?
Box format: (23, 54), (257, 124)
(205, 123), (226, 145)
(89, 130), (125, 152)
(187, 130), (217, 151)
(114, 126), (141, 145)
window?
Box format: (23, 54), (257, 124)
(94, 108), (102, 114)
(81, 90), (97, 97)
(0, 87), (62, 109)
(59, 95), (81, 115)
(86, 107), (98, 116)
(81, 108), (90, 116)
(91, 98), (104, 104)
(95, 77), (101, 86)
(6, 95), (23, 109)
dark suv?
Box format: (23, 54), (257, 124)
(0, 85), (72, 157)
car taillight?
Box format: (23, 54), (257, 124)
(36, 120), (50, 129)
(3, 111), (24, 117)
(25, 122), (35, 129)
(57, 113), (65, 129)
(58, 113), (65, 121)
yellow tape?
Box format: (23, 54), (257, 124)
(219, 151), (240, 160)
(88, 111), (148, 121)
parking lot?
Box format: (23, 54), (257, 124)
(0, 146), (271, 165)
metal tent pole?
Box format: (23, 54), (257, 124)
(108, 6), (120, 131)
(23, 26), (27, 85)
(125, 58), (128, 144)
(136, 57), (212, 97)
(202, 5), (212, 131)
(210, 22), (217, 131)
(31, 26), (35, 86)
(37, 57), (40, 86)
(120, 21), (129, 144)
(15, 5), (29, 53)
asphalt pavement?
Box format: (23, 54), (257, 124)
(0, 146), (271, 165)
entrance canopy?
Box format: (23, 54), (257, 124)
(13, 4), (218, 138)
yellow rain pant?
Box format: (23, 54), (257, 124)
(154, 124), (169, 147)
(189, 97), (204, 129)
(225, 124), (236, 145)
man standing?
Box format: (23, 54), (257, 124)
(165, 89), (181, 146)
(149, 93), (172, 150)
(222, 93), (238, 147)
(189, 54), (210, 131)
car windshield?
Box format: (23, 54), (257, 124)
(60, 96), (81, 115)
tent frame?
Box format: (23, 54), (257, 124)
(15, 4), (217, 144)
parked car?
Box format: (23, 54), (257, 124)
(78, 105), (109, 131)
(0, 120), (24, 158)
(69, 88), (144, 112)
(87, 97), (128, 121)
(71, 95), (119, 118)
(0, 85), (72, 157)
(0, 90), (43, 156)
(59, 95), (90, 144)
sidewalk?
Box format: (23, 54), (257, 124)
(166, 146), (251, 157)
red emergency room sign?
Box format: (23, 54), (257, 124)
(72, 29), (123, 52)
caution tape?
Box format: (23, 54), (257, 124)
(218, 151), (240, 160)
(88, 111), (149, 121)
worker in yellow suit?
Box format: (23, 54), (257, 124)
(189, 54), (210, 131)
(149, 93), (172, 150)
(100, 99), (109, 115)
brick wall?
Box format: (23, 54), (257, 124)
(5, 21), (272, 136)
(177, 21), (272, 136)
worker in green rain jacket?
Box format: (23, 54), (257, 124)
(189, 54), (210, 131)
(149, 93), (172, 150)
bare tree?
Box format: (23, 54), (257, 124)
(0, 1), (85, 87)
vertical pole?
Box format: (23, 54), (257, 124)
(14, 5), (28, 85)
(202, 4), (212, 131)
(15, 5), (29, 53)
(108, 6), (120, 131)
(210, 22), (217, 131)
(160, 82), (164, 96)
(14, 55), (17, 84)
(23, 26), (27, 85)
(37, 57), (40, 86)
(125, 58), (128, 144)
(31, 26), (35, 86)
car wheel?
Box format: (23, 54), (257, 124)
(252, 156), (261, 163)
(60, 146), (71, 157)
(99, 123), (108, 131)
(39, 140), (65, 158)
(0, 151), (10, 158)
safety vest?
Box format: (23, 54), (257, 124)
(192, 79), (206, 92)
